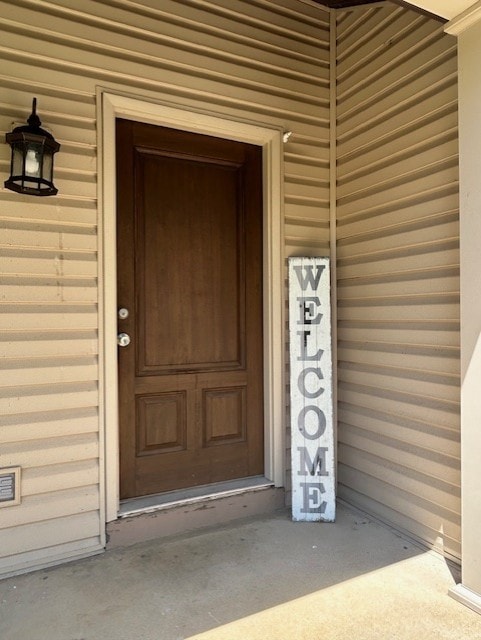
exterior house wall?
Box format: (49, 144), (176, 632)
(0, 0), (330, 578)
(335, 3), (461, 561)
(0, 0), (463, 579)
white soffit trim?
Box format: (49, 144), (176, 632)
(445, 0), (481, 35)
(402, 0), (478, 20)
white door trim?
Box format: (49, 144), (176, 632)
(98, 91), (285, 522)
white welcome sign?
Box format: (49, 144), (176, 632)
(289, 257), (335, 522)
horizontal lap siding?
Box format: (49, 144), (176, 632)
(0, 0), (330, 575)
(335, 3), (460, 561)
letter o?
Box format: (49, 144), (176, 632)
(298, 406), (326, 440)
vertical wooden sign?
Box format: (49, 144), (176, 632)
(289, 257), (335, 522)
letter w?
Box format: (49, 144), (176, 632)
(293, 265), (325, 291)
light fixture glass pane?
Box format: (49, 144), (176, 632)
(12, 145), (24, 176)
(42, 152), (53, 182)
(24, 143), (43, 178)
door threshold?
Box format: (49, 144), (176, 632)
(118, 476), (274, 519)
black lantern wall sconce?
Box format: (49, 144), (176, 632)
(4, 98), (60, 196)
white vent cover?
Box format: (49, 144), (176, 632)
(0, 467), (21, 508)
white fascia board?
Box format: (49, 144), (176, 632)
(445, 0), (481, 35)
(402, 0), (478, 20)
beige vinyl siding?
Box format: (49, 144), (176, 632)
(284, 136), (331, 254)
(0, 0), (330, 576)
(335, 3), (460, 560)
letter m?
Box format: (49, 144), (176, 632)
(297, 447), (329, 476)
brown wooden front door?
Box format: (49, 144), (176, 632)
(116, 119), (264, 500)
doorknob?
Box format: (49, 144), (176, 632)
(118, 333), (131, 347)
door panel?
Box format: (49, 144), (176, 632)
(116, 120), (264, 499)
(139, 152), (244, 373)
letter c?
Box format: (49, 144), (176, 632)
(298, 367), (324, 398)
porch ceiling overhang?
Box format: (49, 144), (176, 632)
(311, 0), (479, 21)
(400, 0), (478, 20)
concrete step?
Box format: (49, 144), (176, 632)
(107, 478), (285, 548)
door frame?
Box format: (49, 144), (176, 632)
(98, 90), (285, 522)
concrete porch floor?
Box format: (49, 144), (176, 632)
(1, 503), (481, 640)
